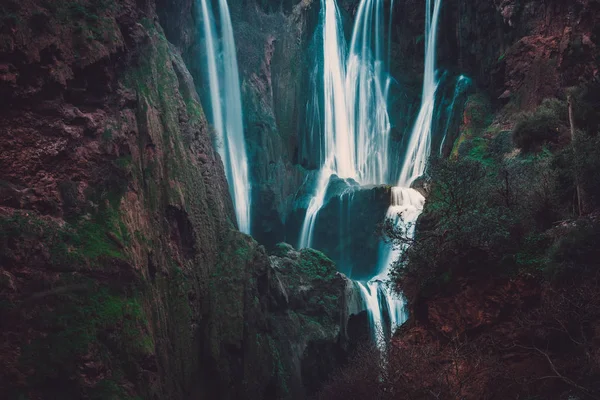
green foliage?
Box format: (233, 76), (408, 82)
(0, 199), (130, 269)
(298, 248), (337, 282)
(549, 220), (600, 276)
(391, 151), (563, 299)
(272, 242), (293, 257)
(551, 131), (600, 211)
(102, 127), (113, 142)
(569, 78), (600, 135)
(392, 93), (600, 302)
(464, 94), (492, 133)
(572, 134), (600, 208)
(512, 98), (567, 152)
(451, 94), (493, 159)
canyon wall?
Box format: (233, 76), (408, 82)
(1, 0), (599, 398)
(0, 1), (361, 399)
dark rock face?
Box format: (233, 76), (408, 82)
(204, 235), (365, 400)
(434, 0), (600, 114)
(310, 184), (392, 280)
(267, 246), (365, 398)
(0, 1), (364, 399)
(227, 0), (318, 248)
(282, 175), (392, 279)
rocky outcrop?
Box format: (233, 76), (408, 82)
(226, 0), (317, 248)
(447, 0), (599, 112)
(202, 236), (365, 400)
(268, 245), (365, 398)
(0, 1), (363, 399)
(286, 178), (393, 280)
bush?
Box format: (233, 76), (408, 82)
(570, 78), (600, 135)
(573, 133), (600, 209)
(552, 132), (600, 211)
(387, 148), (570, 302)
(549, 219), (600, 277)
(512, 98), (568, 152)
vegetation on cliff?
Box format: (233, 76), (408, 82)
(2, 0), (600, 399)
(318, 78), (600, 399)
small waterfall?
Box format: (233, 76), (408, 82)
(397, 0), (442, 187)
(299, 166), (333, 249)
(299, 0), (351, 249)
(346, 0), (392, 184)
(375, 187), (425, 278)
(197, 0), (252, 234)
(439, 75), (471, 155)
(367, 0), (443, 339)
(357, 281), (385, 346)
(299, 0), (393, 249)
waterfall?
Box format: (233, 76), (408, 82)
(397, 0), (442, 187)
(357, 281), (385, 346)
(299, 0), (392, 249)
(369, 0), (443, 337)
(298, 0), (444, 342)
(197, 0), (252, 234)
(439, 75), (471, 155)
(346, 0), (392, 184)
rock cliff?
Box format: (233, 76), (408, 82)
(0, 1), (362, 398)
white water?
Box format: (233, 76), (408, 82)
(298, 0), (443, 342)
(197, 0), (251, 234)
(366, 0), (443, 339)
(299, 0), (392, 249)
(357, 281), (384, 346)
(397, 0), (442, 188)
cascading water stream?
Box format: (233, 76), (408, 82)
(197, 0), (252, 234)
(397, 0), (442, 188)
(299, 0), (392, 249)
(365, 0), (443, 341)
(439, 75), (471, 155)
(298, 0), (444, 343)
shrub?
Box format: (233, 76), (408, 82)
(512, 98), (567, 152)
(570, 78), (600, 135)
(572, 134), (600, 208)
(552, 131), (600, 211)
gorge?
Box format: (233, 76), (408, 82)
(2, 0), (600, 399)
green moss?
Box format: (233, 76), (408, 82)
(209, 234), (252, 343)
(515, 233), (551, 270)
(184, 95), (203, 124)
(123, 19), (204, 212)
(467, 137), (493, 165)
(0, 202), (130, 269)
(272, 242), (293, 257)
(114, 154), (133, 170)
(297, 248), (337, 281)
